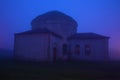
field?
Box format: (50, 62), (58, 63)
(0, 59), (120, 80)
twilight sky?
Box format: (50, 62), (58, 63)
(0, 0), (120, 59)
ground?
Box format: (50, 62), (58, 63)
(0, 59), (120, 80)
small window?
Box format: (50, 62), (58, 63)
(85, 44), (91, 56)
(75, 45), (80, 55)
(62, 44), (67, 55)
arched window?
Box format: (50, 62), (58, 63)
(75, 44), (80, 55)
(62, 44), (67, 55)
(85, 44), (91, 56)
(53, 47), (57, 61)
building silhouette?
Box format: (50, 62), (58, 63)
(14, 11), (109, 62)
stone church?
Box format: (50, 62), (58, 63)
(14, 11), (109, 62)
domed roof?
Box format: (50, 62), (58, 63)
(31, 11), (78, 29)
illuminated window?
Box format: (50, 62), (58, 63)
(63, 44), (67, 55)
(85, 44), (91, 56)
(75, 45), (80, 55)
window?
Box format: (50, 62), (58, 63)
(53, 47), (57, 61)
(85, 44), (91, 56)
(62, 44), (67, 55)
(75, 44), (80, 55)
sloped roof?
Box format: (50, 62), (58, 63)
(15, 28), (62, 38)
(68, 33), (109, 40)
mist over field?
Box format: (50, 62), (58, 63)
(0, 48), (120, 61)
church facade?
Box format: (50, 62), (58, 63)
(14, 11), (109, 62)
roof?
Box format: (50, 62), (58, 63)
(15, 28), (62, 39)
(68, 33), (110, 40)
(31, 10), (78, 28)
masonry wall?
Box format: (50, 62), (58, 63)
(69, 39), (109, 61)
(32, 23), (77, 37)
(14, 34), (49, 61)
(45, 22), (77, 38)
(49, 35), (62, 61)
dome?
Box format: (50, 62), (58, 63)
(31, 10), (78, 30)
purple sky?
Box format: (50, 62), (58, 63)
(0, 0), (120, 59)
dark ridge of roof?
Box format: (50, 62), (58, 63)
(68, 33), (110, 40)
(31, 10), (78, 27)
(15, 28), (62, 39)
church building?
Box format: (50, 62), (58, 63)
(14, 11), (109, 62)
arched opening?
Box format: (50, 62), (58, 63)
(53, 47), (57, 62)
(62, 44), (68, 55)
(85, 44), (91, 56)
(75, 44), (80, 55)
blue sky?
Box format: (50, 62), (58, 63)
(0, 0), (120, 59)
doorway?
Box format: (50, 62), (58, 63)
(53, 47), (57, 62)
(62, 44), (68, 55)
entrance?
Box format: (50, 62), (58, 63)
(53, 47), (57, 62)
